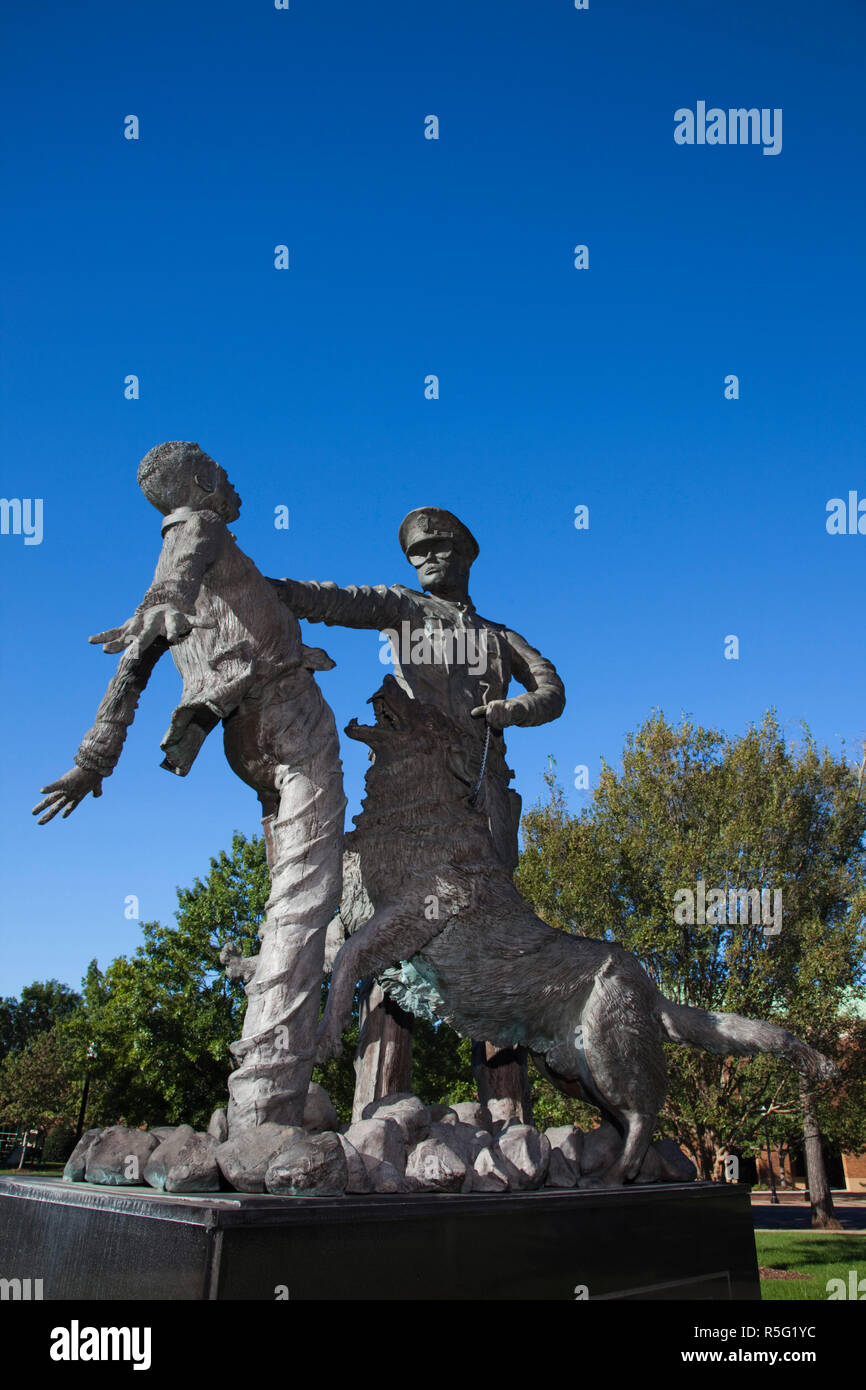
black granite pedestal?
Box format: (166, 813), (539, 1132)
(0, 1175), (760, 1300)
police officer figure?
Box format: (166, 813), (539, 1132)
(273, 507), (565, 872)
(272, 508), (566, 1119)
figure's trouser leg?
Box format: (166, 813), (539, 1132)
(227, 753), (344, 1132)
(471, 778), (532, 1119)
(471, 1040), (534, 1124)
(352, 980), (415, 1122)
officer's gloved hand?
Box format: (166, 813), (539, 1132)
(471, 698), (524, 731)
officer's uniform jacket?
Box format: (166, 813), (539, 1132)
(275, 579), (565, 864)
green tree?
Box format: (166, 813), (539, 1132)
(0, 1023), (80, 1133)
(64, 832), (267, 1128)
(0, 979), (82, 1061)
(517, 711), (866, 1215)
(412, 1024), (474, 1108)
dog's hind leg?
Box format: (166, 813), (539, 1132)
(587, 1110), (658, 1187)
(572, 960), (669, 1187)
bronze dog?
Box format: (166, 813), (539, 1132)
(318, 677), (834, 1186)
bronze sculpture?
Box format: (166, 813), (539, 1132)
(33, 442), (346, 1134)
(33, 450), (835, 1194)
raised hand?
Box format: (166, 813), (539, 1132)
(32, 766), (103, 825)
(90, 604), (212, 658)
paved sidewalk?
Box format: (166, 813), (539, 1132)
(751, 1194), (866, 1232)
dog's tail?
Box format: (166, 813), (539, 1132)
(657, 997), (835, 1082)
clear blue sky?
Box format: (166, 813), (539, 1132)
(1, 0), (864, 998)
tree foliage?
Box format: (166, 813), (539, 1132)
(62, 832), (267, 1129)
(0, 1024), (81, 1132)
(0, 980), (81, 1062)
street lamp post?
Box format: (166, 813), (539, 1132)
(74, 1042), (97, 1143)
(761, 1107), (780, 1205)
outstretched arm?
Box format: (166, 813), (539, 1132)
(269, 578), (406, 631)
(90, 510), (221, 656)
(471, 630), (566, 730)
(35, 513), (228, 821)
(33, 637), (168, 824)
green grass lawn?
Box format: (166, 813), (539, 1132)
(756, 1233), (866, 1301)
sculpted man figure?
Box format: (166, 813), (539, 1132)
(33, 442), (346, 1133)
(273, 508), (565, 871)
(270, 508), (566, 1107)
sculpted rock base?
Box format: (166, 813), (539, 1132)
(265, 1131), (348, 1196)
(84, 1126), (161, 1186)
(495, 1122), (550, 1190)
(336, 1134), (373, 1193)
(215, 1124), (304, 1193)
(545, 1125), (584, 1187)
(405, 1135), (468, 1192)
(144, 1126), (221, 1193)
(361, 1093), (431, 1144)
(343, 1117), (406, 1172)
(302, 1081), (340, 1134)
(63, 1087), (697, 1195)
(62, 1128), (102, 1182)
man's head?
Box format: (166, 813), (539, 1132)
(138, 442), (242, 521)
(398, 508), (478, 601)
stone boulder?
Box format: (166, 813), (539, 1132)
(494, 1123), (550, 1190)
(265, 1131), (348, 1196)
(207, 1108), (228, 1143)
(148, 1126), (178, 1143)
(336, 1135), (373, 1194)
(144, 1126), (220, 1193)
(405, 1135), (467, 1192)
(361, 1093), (431, 1144)
(216, 1123), (304, 1193)
(646, 1139), (697, 1183)
(429, 1120), (491, 1165)
(364, 1158), (409, 1193)
(579, 1122), (621, 1180)
(84, 1126), (161, 1186)
(449, 1101), (493, 1133)
(302, 1082), (339, 1134)
(62, 1128), (102, 1183)
(544, 1126), (583, 1188)
(429, 1104), (458, 1123)
(470, 1145), (511, 1192)
(343, 1118), (405, 1173)
(487, 1098), (522, 1133)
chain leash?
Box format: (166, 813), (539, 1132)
(469, 723), (492, 807)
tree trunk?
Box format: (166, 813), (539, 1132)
(471, 1041), (534, 1125)
(799, 1076), (842, 1230)
(352, 980), (414, 1122)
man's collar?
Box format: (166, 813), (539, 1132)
(395, 584), (475, 613)
(161, 506), (199, 535)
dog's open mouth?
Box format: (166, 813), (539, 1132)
(345, 677), (409, 742)
(370, 690), (403, 729)
(345, 707), (400, 741)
